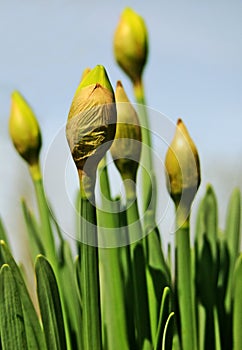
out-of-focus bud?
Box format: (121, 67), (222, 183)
(66, 65), (117, 178)
(110, 81), (141, 181)
(80, 67), (91, 82)
(9, 91), (42, 166)
(165, 119), (201, 209)
(113, 7), (148, 85)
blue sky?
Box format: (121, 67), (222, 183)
(0, 0), (242, 251)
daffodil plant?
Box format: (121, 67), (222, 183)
(0, 7), (241, 350)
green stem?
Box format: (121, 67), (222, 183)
(29, 162), (56, 265)
(98, 160), (133, 349)
(124, 179), (151, 348)
(133, 79), (154, 214)
(175, 210), (197, 350)
(79, 171), (102, 350)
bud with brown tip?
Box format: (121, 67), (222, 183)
(66, 65), (117, 182)
(165, 119), (201, 212)
(110, 81), (141, 182)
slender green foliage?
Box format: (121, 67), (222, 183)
(0, 264), (28, 350)
(36, 255), (67, 350)
(232, 254), (242, 350)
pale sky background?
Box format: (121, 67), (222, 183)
(0, 0), (242, 257)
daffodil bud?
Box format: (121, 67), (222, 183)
(9, 91), (42, 166)
(113, 8), (148, 85)
(66, 65), (117, 179)
(110, 81), (141, 181)
(165, 119), (201, 209)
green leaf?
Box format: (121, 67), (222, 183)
(196, 235), (217, 309)
(154, 286), (172, 350)
(59, 241), (82, 349)
(33, 177), (57, 265)
(142, 338), (152, 350)
(0, 240), (46, 349)
(131, 240), (151, 348)
(201, 185), (218, 260)
(216, 238), (231, 349)
(0, 264), (27, 350)
(232, 254), (242, 350)
(21, 199), (45, 259)
(146, 228), (171, 343)
(0, 218), (10, 247)
(162, 312), (175, 350)
(74, 255), (82, 306)
(225, 188), (241, 260)
(100, 246), (132, 350)
(35, 255), (67, 350)
(225, 188), (241, 311)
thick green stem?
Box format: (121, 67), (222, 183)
(79, 171), (102, 350)
(98, 161), (133, 350)
(175, 210), (197, 350)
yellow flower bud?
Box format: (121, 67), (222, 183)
(113, 7), (148, 85)
(66, 65), (117, 177)
(165, 119), (201, 208)
(9, 91), (42, 165)
(110, 81), (141, 181)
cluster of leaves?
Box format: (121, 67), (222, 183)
(0, 166), (241, 350)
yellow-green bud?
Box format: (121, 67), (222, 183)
(165, 119), (201, 208)
(66, 65), (117, 178)
(113, 7), (148, 85)
(9, 91), (42, 166)
(110, 81), (141, 181)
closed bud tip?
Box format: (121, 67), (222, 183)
(165, 119), (201, 209)
(113, 8), (148, 85)
(110, 81), (141, 181)
(9, 91), (41, 166)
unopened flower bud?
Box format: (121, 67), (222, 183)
(165, 119), (201, 209)
(66, 65), (117, 178)
(110, 81), (141, 181)
(9, 91), (42, 166)
(113, 8), (148, 85)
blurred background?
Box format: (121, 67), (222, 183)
(0, 0), (242, 260)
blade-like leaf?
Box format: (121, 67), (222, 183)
(35, 255), (67, 350)
(154, 286), (171, 350)
(225, 188), (241, 311)
(21, 199), (45, 259)
(232, 254), (242, 350)
(0, 240), (46, 349)
(146, 228), (170, 343)
(0, 219), (9, 247)
(162, 312), (175, 350)
(59, 241), (82, 349)
(0, 264), (27, 350)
